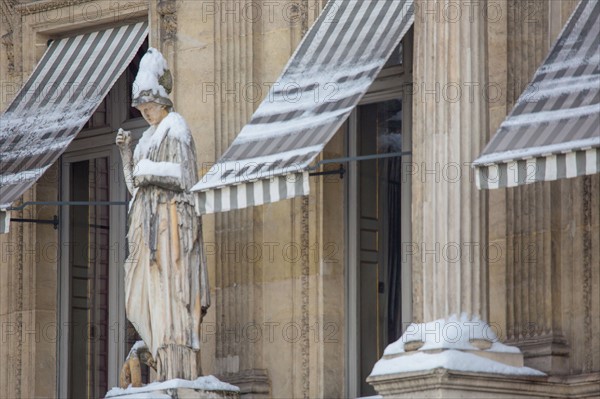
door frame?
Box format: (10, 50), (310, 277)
(345, 31), (414, 398)
(58, 143), (128, 398)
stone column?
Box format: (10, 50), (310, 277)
(368, 2), (546, 397)
(411, 0), (489, 324)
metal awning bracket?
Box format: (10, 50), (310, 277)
(308, 150), (411, 178)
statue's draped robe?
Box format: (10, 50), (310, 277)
(124, 112), (209, 380)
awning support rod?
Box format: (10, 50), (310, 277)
(10, 216), (59, 230)
(307, 151), (412, 179)
(307, 150), (412, 171)
(6, 201), (128, 211)
(309, 164), (346, 178)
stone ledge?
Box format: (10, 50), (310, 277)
(216, 369), (271, 398)
(105, 387), (239, 399)
(105, 376), (240, 399)
(367, 368), (600, 399)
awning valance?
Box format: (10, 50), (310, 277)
(192, 0), (414, 214)
(0, 21), (148, 209)
(473, 0), (600, 189)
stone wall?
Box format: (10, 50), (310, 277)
(1, 1), (60, 397)
(173, 2), (346, 396)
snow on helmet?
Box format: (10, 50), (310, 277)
(132, 48), (173, 108)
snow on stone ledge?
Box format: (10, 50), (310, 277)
(370, 349), (545, 377)
(105, 376), (240, 398)
(370, 314), (545, 378)
(383, 313), (520, 355)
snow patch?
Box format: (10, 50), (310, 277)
(370, 349), (545, 377)
(192, 144), (323, 191)
(134, 112), (191, 159)
(383, 314), (518, 356)
(527, 74), (600, 100)
(132, 47), (170, 101)
(503, 103), (599, 128)
(134, 159), (181, 179)
(0, 166), (49, 186)
(370, 314), (544, 378)
(105, 376), (240, 398)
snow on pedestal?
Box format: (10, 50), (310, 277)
(369, 314), (545, 378)
(105, 376), (240, 399)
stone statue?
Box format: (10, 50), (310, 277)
(116, 48), (210, 385)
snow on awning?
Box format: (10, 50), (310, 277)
(0, 22), (148, 209)
(192, 0), (414, 214)
(473, 0), (600, 190)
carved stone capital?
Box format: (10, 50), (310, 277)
(157, 0), (177, 43)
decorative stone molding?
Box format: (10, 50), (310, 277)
(14, 0), (92, 15)
(157, 0), (177, 43)
(1, 0), (16, 74)
(1, 31), (14, 74)
(300, 196), (310, 398)
(582, 175), (593, 372)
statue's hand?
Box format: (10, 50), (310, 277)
(116, 128), (132, 149)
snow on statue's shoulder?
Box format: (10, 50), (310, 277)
(134, 112), (192, 159)
(161, 112), (192, 144)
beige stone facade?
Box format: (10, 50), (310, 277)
(0, 1), (598, 399)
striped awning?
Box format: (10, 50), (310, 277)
(0, 21), (148, 209)
(192, 0), (414, 214)
(474, 0), (600, 189)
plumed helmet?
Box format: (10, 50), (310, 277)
(131, 48), (174, 108)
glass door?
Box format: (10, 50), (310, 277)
(356, 99), (404, 396)
(68, 156), (111, 399)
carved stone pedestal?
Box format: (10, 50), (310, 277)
(105, 377), (240, 399)
(368, 369), (547, 398)
(367, 369), (600, 399)
(367, 316), (547, 398)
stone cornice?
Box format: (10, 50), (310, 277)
(15, 0), (91, 15)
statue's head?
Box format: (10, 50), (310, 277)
(132, 48), (173, 112)
(136, 102), (169, 126)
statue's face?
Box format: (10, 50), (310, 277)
(137, 102), (168, 126)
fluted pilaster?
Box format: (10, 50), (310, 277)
(213, 0), (257, 377)
(500, 0), (599, 375)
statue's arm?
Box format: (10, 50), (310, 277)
(116, 129), (135, 195)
